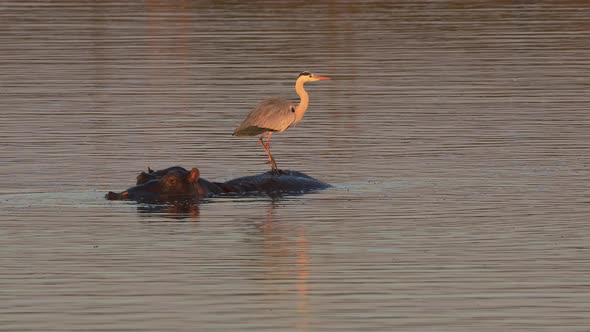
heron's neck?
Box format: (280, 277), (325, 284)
(294, 79), (309, 124)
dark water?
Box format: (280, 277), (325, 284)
(2, 1), (590, 331)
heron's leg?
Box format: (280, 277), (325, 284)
(264, 132), (273, 151)
(265, 132), (280, 172)
(258, 133), (272, 161)
(258, 132), (279, 173)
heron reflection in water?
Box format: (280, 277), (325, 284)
(233, 71), (330, 173)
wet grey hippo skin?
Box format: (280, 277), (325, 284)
(106, 166), (330, 202)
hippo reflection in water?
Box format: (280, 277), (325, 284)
(105, 166), (330, 203)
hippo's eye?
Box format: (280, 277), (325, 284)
(290, 106), (295, 113)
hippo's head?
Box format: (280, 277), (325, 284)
(160, 168), (200, 196)
(106, 168), (201, 202)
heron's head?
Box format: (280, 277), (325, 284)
(297, 71), (330, 83)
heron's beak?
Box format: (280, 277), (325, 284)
(314, 75), (330, 81)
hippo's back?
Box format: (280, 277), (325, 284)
(225, 170), (330, 194)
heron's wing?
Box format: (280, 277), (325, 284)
(233, 97), (296, 136)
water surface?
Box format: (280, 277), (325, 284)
(2, 1), (590, 331)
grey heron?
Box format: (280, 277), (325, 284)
(233, 71), (330, 173)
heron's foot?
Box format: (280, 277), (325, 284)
(269, 159), (281, 176)
(266, 165), (285, 176)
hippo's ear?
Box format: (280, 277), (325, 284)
(188, 168), (200, 182)
(147, 167), (154, 173)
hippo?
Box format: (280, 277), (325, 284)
(105, 166), (330, 202)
